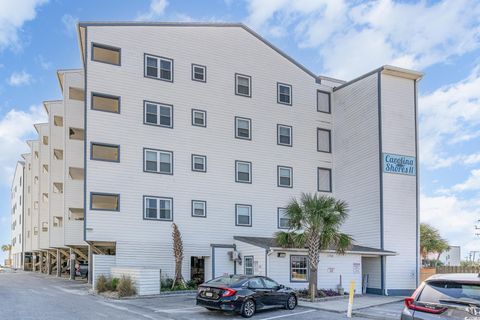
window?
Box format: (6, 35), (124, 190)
(192, 155), (206, 172)
(192, 64), (206, 82)
(191, 200), (206, 217)
(69, 167), (84, 180)
(90, 193), (120, 211)
(91, 93), (120, 113)
(318, 167), (332, 192)
(42, 222), (48, 232)
(69, 128), (85, 140)
(317, 90), (331, 113)
(34, 201), (38, 209)
(244, 256), (254, 275)
(291, 256), (309, 282)
(69, 87), (85, 101)
(144, 196), (173, 221)
(53, 216), (63, 227)
(145, 54), (173, 82)
(235, 117), (251, 140)
(277, 124), (292, 146)
(69, 208), (84, 221)
(248, 278), (264, 289)
(192, 109), (206, 127)
(34, 176), (38, 184)
(91, 143), (120, 162)
(42, 164), (48, 173)
(53, 182), (63, 194)
(54, 116), (63, 127)
(278, 166), (293, 188)
(317, 128), (331, 153)
(42, 136), (48, 145)
(144, 101), (173, 128)
(34, 227), (38, 235)
(278, 208), (290, 229)
(144, 149), (173, 174)
(235, 161), (252, 183)
(42, 193), (48, 202)
(263, 278), (279, 289)
(92, 43), (120, 65)
(236, 204), (252, 227)
(277, 83), (292, 105)
(235, 74), (251, 97)
(34, 151), (39, 159)
(53, 149), (63, 160)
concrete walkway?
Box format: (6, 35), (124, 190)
(298, 295), (404, 313)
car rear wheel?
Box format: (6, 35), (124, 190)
(285, 295), (297, 310)
(205, 308), (216, 311)
(240, 299), (256, 318)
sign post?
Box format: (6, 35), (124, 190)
(347, 280), (355, 318)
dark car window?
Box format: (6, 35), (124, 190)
(263, 278), (279, 289)
(207, 275), (247, 286)
(248, 278), (264, 289)
(418, 281), (480, 303)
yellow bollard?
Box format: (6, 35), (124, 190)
(347, 280), (355, 318)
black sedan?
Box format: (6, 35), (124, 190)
(196, 275), (297, 318)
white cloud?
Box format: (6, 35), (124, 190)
(0, 0), (48, 51)
(7, 70), (33, 86)
(36, 54), (51, 70)
(0, 105), (47, 185)
(421, 193), (480, 259)
(419, 66), (480, 169)
(61, 14), (78, 37)
(452, 169), (480, 192)
(244, 0), (480, 79)
(136, 0), (169, 21)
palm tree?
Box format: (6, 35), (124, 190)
(171, 223), (186, 289)
(275, 193), (353, 302)
(1, 244), (12, 266)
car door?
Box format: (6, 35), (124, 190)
(247, 277), (270, 309)
(262, 277), (286, 306)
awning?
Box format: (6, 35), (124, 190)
(234, 236), (396, 256)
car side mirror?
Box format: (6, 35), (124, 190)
(277, 284), (285, 290)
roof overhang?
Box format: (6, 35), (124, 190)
(381, 65), (423, 81)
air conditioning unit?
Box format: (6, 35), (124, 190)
(228, 250), (241, 262)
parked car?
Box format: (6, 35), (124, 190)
(401, 273), (480, 319)
(196, 275), (297, 318)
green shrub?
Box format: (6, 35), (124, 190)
(117, 275), (136, 297)
(96, 275), (108, 293)
(109, 277), (119, 291)
(161, 277), (174, 289)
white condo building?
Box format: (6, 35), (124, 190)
(11, 22), (421, 296)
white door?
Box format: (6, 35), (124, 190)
(213, 247), (235, 278)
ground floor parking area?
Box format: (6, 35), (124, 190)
(0, 271), (402, 320)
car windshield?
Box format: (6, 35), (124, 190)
(419, 281), (480, 303)
(206, 275), (247, 286)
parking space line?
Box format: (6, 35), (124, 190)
(97, 301), (161, 320)
(154, 306), (204, 313)
(258, 309), (316, 320)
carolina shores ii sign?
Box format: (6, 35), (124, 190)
(383, 153), (416, 176)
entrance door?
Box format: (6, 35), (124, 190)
(191, 257), (205, 284)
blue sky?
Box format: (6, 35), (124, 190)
(1, 0), (479, 263)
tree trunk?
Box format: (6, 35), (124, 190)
(307, 233), (320, 302)
(171, 223), (185, 289)
(435, 252), (441, 267)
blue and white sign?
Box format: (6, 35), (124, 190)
(383, 153), (416, 176)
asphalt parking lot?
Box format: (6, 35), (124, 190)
(0, 271), (387, 320)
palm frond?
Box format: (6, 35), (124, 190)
(275, 231), (307, 248)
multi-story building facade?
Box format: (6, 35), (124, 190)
(12, 22), (421, 296)
(10, 161), (25, 268)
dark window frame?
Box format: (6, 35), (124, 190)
(191, 200), (207, 218)
(277, 82), (292, 106)
(91, 92), (121, 114)
(143, 148), (174, 175)
(91, 42), (121, 66)
(277, 124), (292, 147)
(317, 90), (331, 114)
(191, 109), (207, 127)
(317, 128), (332, 153)
(317, 167), (332, 193)
(191, 64), (207, 82)
(90, 192), (120, 212)
(235, 116), (252, 140)
(277, 207), (290, 229)
(191, 154), (207, 172)
(90, 142), (120, 163)
(235, 160), (252, 184)
(144, 53), (174, 82)
(244, 255), (254, 275)
(235, 203), (252, 227)
(235, 73), (252, 98)
(290, 255), (309, 283)
(143, 195), (173, 221)
(143, 100), (174, 128)
(277, 165), (293, 188)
